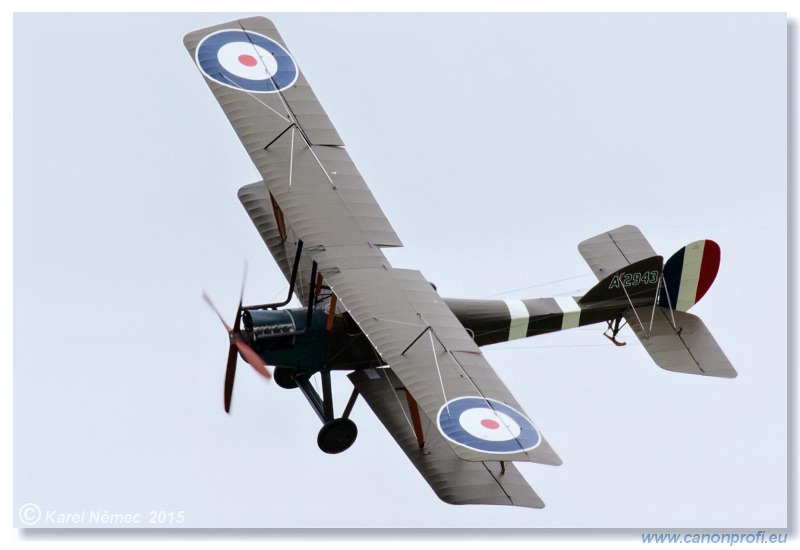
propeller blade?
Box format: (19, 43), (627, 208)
(233, 336), (272, 380)
(204, 263), (271, 414)
(224, 343), (238, 413)
(202, 291), (232, 332)
(233, 262), (248, 343)
(238, 261), (249, 307)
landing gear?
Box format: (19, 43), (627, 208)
(295, 369), (361, 454)
(273, 366), (297, 389)
(317, 418), (358, 454)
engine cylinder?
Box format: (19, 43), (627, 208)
(242, 309), (302, 349)
(241, 307), (329, 369)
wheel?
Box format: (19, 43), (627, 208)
(317, 418), (358, 454)
(273, 366), (297, 389)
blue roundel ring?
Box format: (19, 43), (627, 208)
(437, 396), (541, 454)
(195, 29), (298, 93)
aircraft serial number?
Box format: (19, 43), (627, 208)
(609, 270), (660, 289)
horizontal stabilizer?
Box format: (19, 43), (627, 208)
(578, 225), (658, 280)
(624, 307), (736, 378)
(349, 368), (546, 508)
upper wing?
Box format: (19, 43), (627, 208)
(184, 17), (402, 253)
(186, 17), (343, 146)
(186, 17), (560, 466)
(578, 225), (658, 279)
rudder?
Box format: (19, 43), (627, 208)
(658, 240), (720, 312)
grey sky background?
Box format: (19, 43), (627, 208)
(13, 12), (787, 529)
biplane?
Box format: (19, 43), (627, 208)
(185, 17), (736, 509)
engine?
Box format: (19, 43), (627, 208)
(241, 307), (329, 369)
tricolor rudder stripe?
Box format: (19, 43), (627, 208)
(659, 240), (720, 311)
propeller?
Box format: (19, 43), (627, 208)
(203, 267), (271, 413)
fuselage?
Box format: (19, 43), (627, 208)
(243, 295), (632, 375)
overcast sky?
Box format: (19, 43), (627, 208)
(13, 12), (787, 530)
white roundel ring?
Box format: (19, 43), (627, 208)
(195, 29), (298, 93)
(437, 397), (541, 454)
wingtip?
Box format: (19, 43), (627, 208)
(183, 16), (277, 50)
(238, 15), (277, 28)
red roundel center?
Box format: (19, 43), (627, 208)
(238, 54), (258, 67)
(481, 419), (500, 430)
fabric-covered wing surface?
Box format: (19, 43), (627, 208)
(326, 267), (561, 465)
(184, 17), (403, 252)
(349, 368), (545, 508)
(186, 17), (560, 466)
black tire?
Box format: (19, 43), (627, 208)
(273, 367), (297, 389)
(317, 418), (358, 454)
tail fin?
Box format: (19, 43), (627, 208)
(658, 240), (721, 312)
(579, 256), (663, 306)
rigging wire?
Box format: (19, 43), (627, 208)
(482, 273), (595, 298)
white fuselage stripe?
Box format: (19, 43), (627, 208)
(554, 296), (581, 330)
(504, 300), (530, 341)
